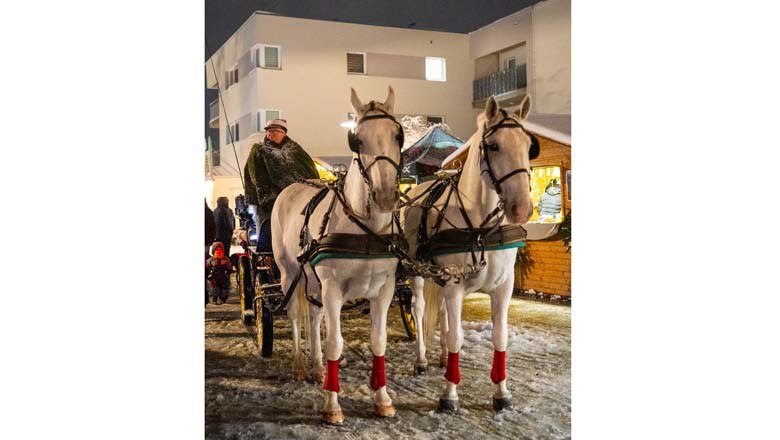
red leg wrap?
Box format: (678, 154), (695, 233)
(490, 350), (507, 384)
(444, 352), (461, 384)
(370, 355), (386, 390)
(323, 359), (340, 393)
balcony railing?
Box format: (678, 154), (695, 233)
(473, 64), (527, 102)
(209, 99), (219, 122)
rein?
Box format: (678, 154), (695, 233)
(265, 108), (537, 313)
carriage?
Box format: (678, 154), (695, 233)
(232, 194), (417, 359)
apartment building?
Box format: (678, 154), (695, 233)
(206, 13), (473, 176)
(205, 0), (570, 210)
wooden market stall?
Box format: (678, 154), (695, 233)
(443, 114), (571, 298)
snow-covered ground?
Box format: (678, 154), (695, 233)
(205, 287), (570, 439)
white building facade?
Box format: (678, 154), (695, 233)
(205, 0), (570, 206)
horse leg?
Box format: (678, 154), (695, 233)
(490, 280), (514, 411)
(438, 289), (464, 413)
(438, 299), (449, 368)
(309, 301), (325, 383)
(369, 281), (396, 417)
(321, 289), (345, 425)
(410, 276), (428, 375)
(287, 295), (306, 381)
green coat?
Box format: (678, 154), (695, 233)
(244, 136), (319, 225)
(242, 161), (258, 205)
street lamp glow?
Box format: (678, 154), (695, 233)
(340, 120), (357, 129)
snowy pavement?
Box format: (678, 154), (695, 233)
(205, 287), (570, 439)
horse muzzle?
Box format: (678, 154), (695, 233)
(505, 199), (533, 224)
(371, 189), (400, 212)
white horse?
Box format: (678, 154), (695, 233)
(402, 95), (536, 412)
(271, 87), (403, 425)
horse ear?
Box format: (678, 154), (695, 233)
(512, 94), (532, 121)
(350, 87), (363, 113)
(484, 96), (499, 121)
(384, 85), (395, 114)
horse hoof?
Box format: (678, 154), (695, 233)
(493, 397), (514, 412)
(415, 365), (428, 376)
(439, 356), (448, 368)
(321, 409), (345, 425)
(437, 398), (459, 413)
(374, 403), (396, 417)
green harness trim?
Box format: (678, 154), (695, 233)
(310, 252), (397, 267)
(429, 240), (525, 257)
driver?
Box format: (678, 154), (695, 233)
(243, 119), (319, 251)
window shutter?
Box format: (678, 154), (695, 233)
(264, 46), (279, 68)
(255, 48), (260, 67)
(266, 110), (280, 122)
(256, 112), (262, 132)
(234, 123), (239, 140)
(347, 53), (365, 74)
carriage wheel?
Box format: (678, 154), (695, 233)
(238, 256), (254, 326)
(256, 298), (274, 358)
(399, 300), (416, 341)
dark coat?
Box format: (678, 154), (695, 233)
(243, 161), (258, 205)
(245, 136), (319, 226)
(205, 202), (216, 246)
(213, 206), (235, 243)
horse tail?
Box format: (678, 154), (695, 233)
(422, 280), (442, 348)
(292, 275), (310, 350)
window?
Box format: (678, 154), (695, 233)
(347, 52), (366, 74)
(255, 44), (281, 69)
(225, 65), (238, 88)
(255, 109), (282, 132)
(505, 56), (516, 71)
(529, 166), (564, 224)
(425, 57), (446, 81)
(225, 122), (239, 145)
(426, 116), (443, 125)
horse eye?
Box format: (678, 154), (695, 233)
(488, 144), (499, 152)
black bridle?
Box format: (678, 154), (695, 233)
(479, 109), (540, 196)
(347, 101), (405, 191)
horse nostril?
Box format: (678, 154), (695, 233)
(510, 203), (524, 219)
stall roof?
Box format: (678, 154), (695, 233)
(441, 113), (570, 168)
(402, 125), (465, 168)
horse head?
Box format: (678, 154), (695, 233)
(349, 86), (403, 212)
(478, 95), (536, 224)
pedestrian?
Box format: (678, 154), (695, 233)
(243, 119), (319, 251)
(205, 199), (216, 306)
(206, 242), (233, 304)
(213, 196), (235, 258)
